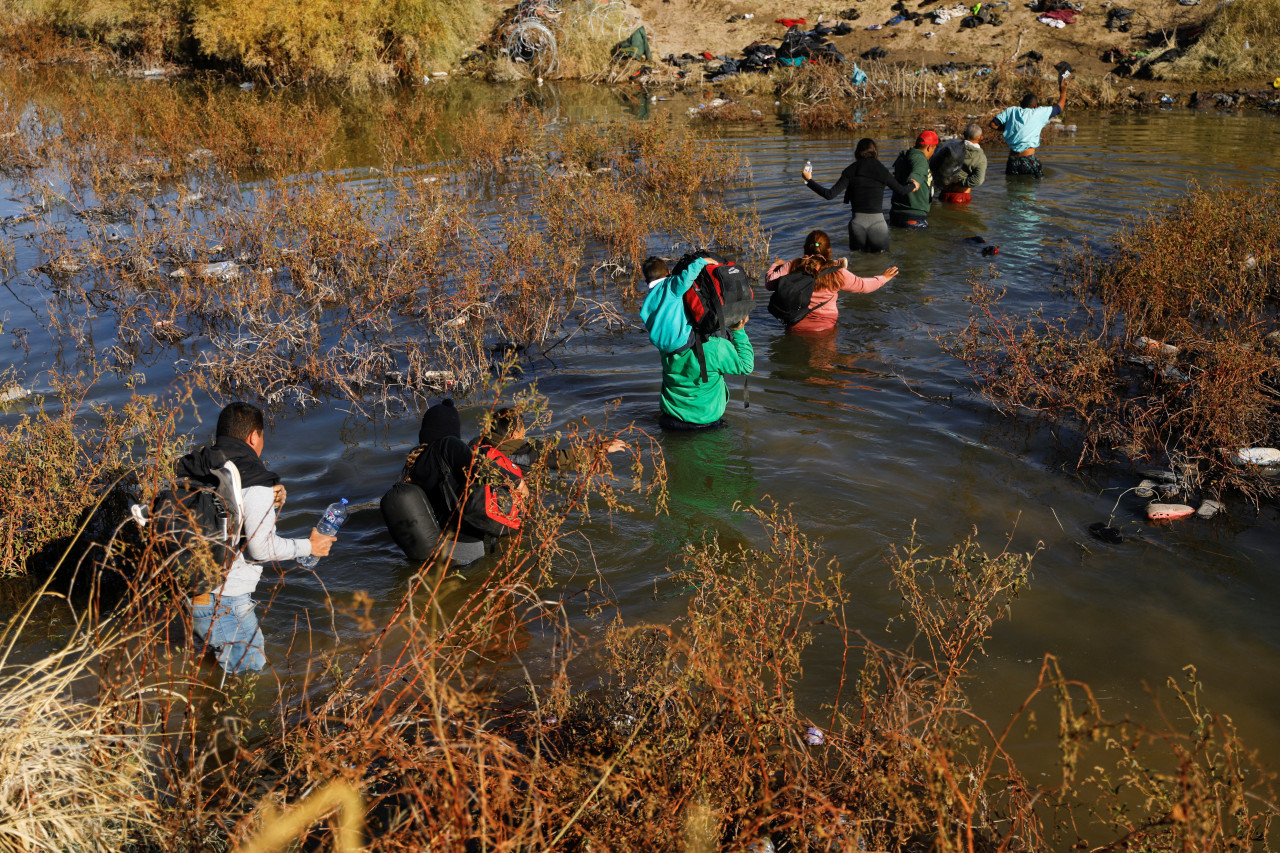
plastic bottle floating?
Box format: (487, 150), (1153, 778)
(1146, 502), (1195, 521)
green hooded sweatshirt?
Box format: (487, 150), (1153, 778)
(890, 146), (934, 218)
(660, 330), (754, 425)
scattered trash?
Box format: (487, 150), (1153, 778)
(866, 23), (883, 30)
(850, 64), (868, 86)
(745, 838), (776, 853)
(196, 261), (241, 281)
(1146, 502), (1195, 521)
(169, 268), (189, 279)
(964, 235), (987, 244)
(1088, 522), (1123, 543)
(239, 82), (253, 90)
(1195, 499), (1222, 519)
(1230, 447), (1280, 467)
(1134, 336), (1179, 357)
(981, 245), (999, 256)
(1243, 254), (1258, 270)
(151, 320), (189, 343)
(804, 725), (824, 745)
(1160, 94), (1174, 106)
(0, 383), (31, 405)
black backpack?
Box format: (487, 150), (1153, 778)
(149, 449), (243, 594)
(400, 438), (525, 539)
(768, 267), (835, 327)
(671, 250), (755, 381)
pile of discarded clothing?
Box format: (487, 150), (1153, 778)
(676, 18), (858, 82)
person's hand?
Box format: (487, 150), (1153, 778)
(604, 439), (628, 453)
(730, 316), (750, 332)
(802, 163), (813, 181)
(882, 266), (900, 280)
(308, 529), (336, 557)
(909, 179), (921, 192)
(272, 483), (287, 510)
(837, 257), (849, 269)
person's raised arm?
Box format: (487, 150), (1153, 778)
(1055, 74), (1068, 113)
(804, 163), (849, 201)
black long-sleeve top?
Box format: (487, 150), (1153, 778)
(805, 157), (912, 215)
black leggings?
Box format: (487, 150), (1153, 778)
(848, 212), (891, 253)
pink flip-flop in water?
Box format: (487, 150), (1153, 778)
(1146, 502), (1195, 521)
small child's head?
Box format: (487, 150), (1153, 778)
(641, 256), (669, 284)
(801, 230), (832, 261)
(486, 406), (527, 444)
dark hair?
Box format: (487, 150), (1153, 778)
(216, 402), (264, 441)
(641, 256), (669, 283)
(854, 138), (878, 160)
(1020, 92), (1038, 109)
(487, 406), (525, 443)
(802, 230), (832, 261)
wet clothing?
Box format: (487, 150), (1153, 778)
(992, 104), (1061, 153)
(192, 593), (264, 675)
(930, 139), (987, 196)
(659, 414), (726, 431)
(942, 191), (973, 204)
(806, 158), (913, 215)
(190, 435), (312, 675)
(766, 259), (891, 334)
(848, 211), (890, 253)
(1006, 152), (1044, 178)
(478, 437), (587, 472)
(660, 329), (754, 426)
(890, 147), (933, 222)
(806, 158), (910, 253)
(407, 434), (473, 529)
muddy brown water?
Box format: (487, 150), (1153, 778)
(1, 80), (1278, 780)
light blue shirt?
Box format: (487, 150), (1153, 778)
(994, 104), (1060, 152)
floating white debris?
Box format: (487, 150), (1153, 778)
(1134, 336), (1179, 357)
(0, 383), (31, 405)
(804, 726), (824, 746)
(1230, 447), (1280, 466)
(196, 261), (240, 281)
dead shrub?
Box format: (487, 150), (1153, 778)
(948, 182), (1280, 499)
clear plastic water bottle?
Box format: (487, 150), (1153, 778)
(297, 498), (347, 568)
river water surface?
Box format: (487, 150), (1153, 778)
(2, 81), (1278, 776)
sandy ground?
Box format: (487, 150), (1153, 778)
(606, 0), (1242, 89)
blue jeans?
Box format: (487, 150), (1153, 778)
(191, 594), (266, 674)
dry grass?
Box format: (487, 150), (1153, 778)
(3, 0), (484, 85)
(1156, 0), (1280, 81)
(948, 181), (1280, 500)
(0, 590), (159, 850)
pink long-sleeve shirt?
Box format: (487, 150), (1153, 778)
(765, 259), (890, 333)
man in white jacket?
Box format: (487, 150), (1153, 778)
(190, 402), (334, 675)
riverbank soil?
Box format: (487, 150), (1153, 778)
(587, 0), (1274, 94)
